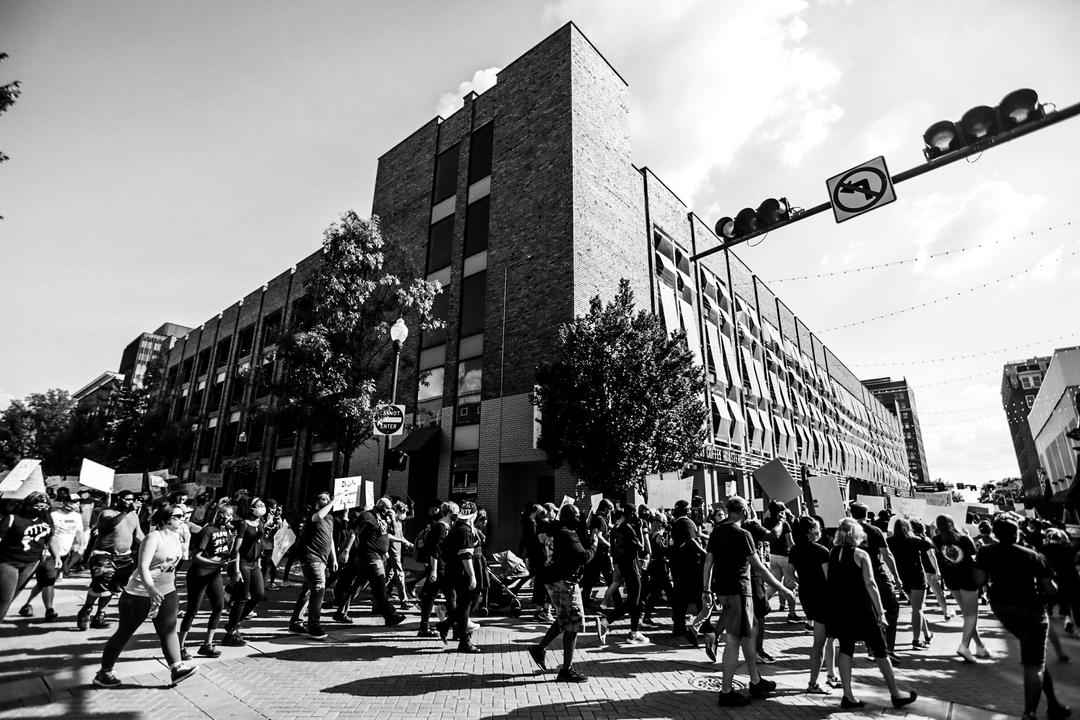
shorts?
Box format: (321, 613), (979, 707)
(89, 552), (135, 595)
(800, 593), (827, 624)
(715, 594), (755, 639)
(545, 580), (585, 633)
(901, 574), (927, 593)
(35, 557), (59, 587)
(833, 618), (888, 659)
(993, 603), (1048, 667)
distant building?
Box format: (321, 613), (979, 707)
(1001, 356), (1052, 498)
(862, 377), (930, 487)
(1028, 347), (1080, 500)
(72, 371), (125, 414)
(118, 323), (192, 388)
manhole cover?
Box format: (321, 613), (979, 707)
(688, 676), (745, 692)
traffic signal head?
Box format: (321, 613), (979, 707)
(386, 448), (408, 472)
(715, 198), (790, 243)
(922, 88), (1045, 161)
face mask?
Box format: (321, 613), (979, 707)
(253, 506), (267, 518)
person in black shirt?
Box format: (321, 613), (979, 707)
(178, 503), (234, 658)
(934, 514), (987, 662)
(527, 503), (595, 683)
(0, 492), (59, 621)
(435, 501), (482, 653)
(702, 497), (795, 707)
(221, 496), (268, 646)
(1042, 528), (1079, 635)
(581, 499), (613, 609)
(520, 504), (553, 622)
(641, 511), (672, 627)
(887, 518), (935, 649)
(849, 502), (901, 658)
(787, 515), (836, 694)
(331, 498), (406, 628)
(975, 517), (1071, 720)
(763, 501), (798, 622)
(417, 501), (457, 638)
(668, 499), (705, 643)
(286, 491), (337, 640)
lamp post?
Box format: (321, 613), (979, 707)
(380, 318), (409, 496)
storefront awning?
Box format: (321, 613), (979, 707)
(394, 425), (441, 454)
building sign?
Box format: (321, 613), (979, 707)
(696, 445), (745, 468)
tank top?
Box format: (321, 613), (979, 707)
(125, 529), (182, 596)
(826, 544), (875, 631)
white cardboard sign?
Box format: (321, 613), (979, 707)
(0, 459), (43, 492)
(79, 458), (115, 493)
(808, 475), (846, 528)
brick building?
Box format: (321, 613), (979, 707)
(158, 23), (907, 548)
(863, 377), (931, 487)
(118, 322), (192, 389)
(1001, 356), (1052, 498)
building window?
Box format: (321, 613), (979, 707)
(262, 310), (284, 348)
(1026, 394), (1035, 408)
(1032, 376), (1041, 387)
(422, 289), (449, 349)
(428, 217), (454, 272)
(433, 145), (459, 204)
(468, 123), (494, 183)
(215, 337), (232, 369)
(197, 348), (212, 377)
(418, 367), (445, 404)
(457, 357), (482, 422)
(1021, 376), (1032, 389)
(464, 196), (489, 256)
(459, 271), (486, 337)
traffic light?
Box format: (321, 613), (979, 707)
(714, 197), (791, 241)
(922, 88), (1046, 160)
(386, 448), (408, 472)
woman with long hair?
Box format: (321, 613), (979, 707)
(911, 519), (951, 620)
(934, 515), (987, 662)
(94, 502), (196, 687)
(888, 518), (935, 649)
(787, 515), (837, 693)
(826, 519), (916, 710)
(221, 496), (267, 646)
(178, 503), (235, 659)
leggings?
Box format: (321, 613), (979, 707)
(444, 573), (475, 643)
(225, 561), (264, 633)
(0, 561), (38, 620)
(617, 561), (643, 633)
(260, 549), (277, 583)
(179, 565), (225, 638)
(101, 591), (181, 669)
(418, 573), (455, 629)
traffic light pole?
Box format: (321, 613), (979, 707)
(691, 100), (1080, 262)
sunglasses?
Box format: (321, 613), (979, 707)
(170, 513), (186, 519)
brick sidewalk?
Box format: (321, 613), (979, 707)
(1, 571), (1077, 719)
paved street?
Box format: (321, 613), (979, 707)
(1, 570), (1078, 719)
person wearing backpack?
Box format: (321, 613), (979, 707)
(417, 501), (457, 638)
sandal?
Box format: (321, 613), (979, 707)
(806, 682), (830, 695)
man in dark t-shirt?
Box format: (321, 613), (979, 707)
(703, 497), (795, 706)
(287, 492), (337, 639)
(974, 517), (1069, 720)
(417, 501), (457, 637)
(332, 498), (406, 627)
(669, 500), (705, 638)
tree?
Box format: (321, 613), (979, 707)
(103, 358), (179, 472)
(274, 212), (441, 479)
(533, 279), (709, 498)
(1, 52), (21, 220)
(0, 389), (76, 474)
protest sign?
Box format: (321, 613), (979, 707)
(113, 474), (144, 494)
(560, 495), (575, 508)
(808, 475), (846, 528)
(333, 476), (365, 511)
(645, 471), (694, 509)
(590, 493), (604, 513)
(79, 459), (115, 493)
(859, 495), (887, 515)
(753, 459), (800, 503)
(0, 459), (43, 492)
(892, 496), (928, 523)
(271, 520), (296, 566)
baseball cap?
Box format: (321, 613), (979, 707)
(457, 500), (478, 521)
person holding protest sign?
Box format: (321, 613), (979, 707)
(286, 491), (337, 640)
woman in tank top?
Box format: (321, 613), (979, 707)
(94, 502), (197, 688)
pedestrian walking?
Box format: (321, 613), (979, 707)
(527, 502), (595, 682)
(287, 491), (338, 639)
(849, 502), (902, 659)
(220, 496), (267, 646)
(77, 491), (145, 631)
(417, 501), (457, 637)
(911, 519), (952, 620)
(330, 498), (405, 627)
(436, 500), (482, 652)
(974, 516), (1071, 720)
(763, 501), (799, 622)
(384, 500), (415, 609)
(933, 515), (988, 662)
(667, 499), (705, 645)
(18, 491), (83, 621)
(177, 503), (235, 659)
(887, 518), (935, 649)
(93, 502), (197, 687)
(0, 492), (60, 622)
(787, 515), (837, 693)
(520, 504), (553, 622)
(826, 518), (916, 710)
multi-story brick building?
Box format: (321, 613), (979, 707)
(862, 377), (931, 488)
(158, 23), (908, 548)
(118, 322), (192, 389)
(1001, 356), (1053, 498)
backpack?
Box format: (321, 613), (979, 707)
(414, 521), (433, 561)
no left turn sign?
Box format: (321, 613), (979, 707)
(826, 155), (897, 223)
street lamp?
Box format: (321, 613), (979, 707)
(380, 318), (409, 495)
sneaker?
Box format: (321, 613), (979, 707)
(91, 613), (111, 629)
(197, 644), (222, 658)
(594, 616), (609, 644)
(704, 632), (718, 662)
(626, 631), (647, 644)
(556, 666), (587, 683)
(385, 613), (406, 627)
(749, 678), (776, 697)
(279, 580), (293, 588)
(826, 676), (843, 689)
(1048, 704), (1072, 720)
(18, 604), (33, 617)
(220, 632), (246, 647)
(180, 648), (192, 661)
(267, 582), (281, 590)
(77, 608), (91, 631)
(44, 608), (59, 622)
(93, 669), (121, 688)
(716, 690), (751, 706)
(641, 616), (659, 627)
(417, 626), (439, 638)
(170, 662), (198, 685)
(332, 612), (354, 624)
(289, 620), (307, 634)
(457, 643), (482, 653)
(528, 645), (548, 671)
(786, 614), (802, 624)
(308, 625), (328, 640)
(806, 682), (830, 694)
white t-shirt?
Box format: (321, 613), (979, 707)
(50, 508), (85, 557)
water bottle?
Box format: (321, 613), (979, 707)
(147, 594), (162, 620)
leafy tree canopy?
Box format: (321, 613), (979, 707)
(274, 212), (441, 474)
(534, 279), (708, 497)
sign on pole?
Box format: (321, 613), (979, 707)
(79, 458), (115, 493)
(373, 404), (406, 436)
(826, 155), (897, 223)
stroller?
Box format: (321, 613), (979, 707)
(476, 550), (528, 617)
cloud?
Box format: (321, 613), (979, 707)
(543, 0), (844, 202)
(1030, 245), (1066, 282)
(857, 100), (935, 159)
(435, 67), (501, 118)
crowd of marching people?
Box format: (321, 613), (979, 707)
(0, 483), (1077, 719)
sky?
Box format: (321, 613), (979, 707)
(2, 0), (1078, 488)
